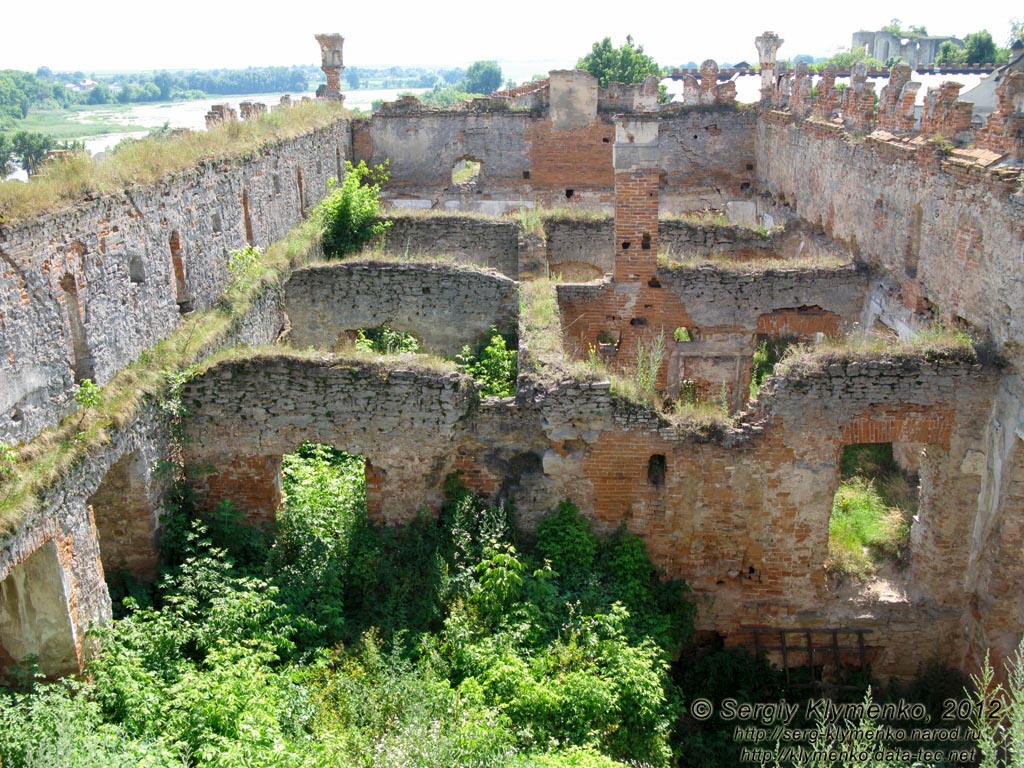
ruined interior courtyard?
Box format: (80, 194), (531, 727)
(1, 31), (1023, 692)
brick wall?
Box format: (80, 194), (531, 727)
(525, 117), (615, 192)
(755, 116), (1024, 350)
(557, 264), (867, 404)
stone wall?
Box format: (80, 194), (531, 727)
(0, 248), (291, 676)
(544, 216), (787, 275)
(756, 119), (1024, 351)
(376, 215), (519, 277)
(355, 102), (757, 210)
(176, 343), (995, 680)
(353, 111), (533, 198)
(283, 261), (518, 356)
(182, 356), (483, 525)
(659, 109), (758, 209)
(0, 120), (350, 446)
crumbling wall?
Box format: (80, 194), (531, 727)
(182, 356), (484, 524)
(543, 216), (801, 276)
(353, 111), (532, 197)
(0, 259), (289, 675)
(283, 261), (518, 355)
(557, 264), (867, 407)
(537, 356), (995, 679)
(659, 109), (758, 209)
(0, 120), (350, 446)
(756, 118), (1024, 350)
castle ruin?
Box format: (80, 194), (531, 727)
(1, 31), (1023, 685)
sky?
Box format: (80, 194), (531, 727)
(3, 1), (1019, 77)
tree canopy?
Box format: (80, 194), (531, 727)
(964, 30), (998, 64)
(462, 61), (503, 95)
(576, 35), (660, 89)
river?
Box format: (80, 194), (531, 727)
(1, 87), (427, 181)
(75, 87), (429, 156)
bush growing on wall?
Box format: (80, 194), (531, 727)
(317, 160), (391, 258)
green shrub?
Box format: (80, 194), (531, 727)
(317, 160), (391, 258)
(536, 499), (598, 573)
(456, 326), (518, 397)
(354, 324), (421, 354)
(749, 335), (797, 399)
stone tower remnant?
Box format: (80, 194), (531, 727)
(755, 31), (784, 105)
(315, 33), (345, 102)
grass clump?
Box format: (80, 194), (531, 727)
(658, 251), (850, 273)
(0, 100), (348, 223)
(519, 278), (564, 374)
(776, 324), (978, 379)
(827, 443), (916, 579)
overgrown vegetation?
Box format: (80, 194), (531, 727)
(749, 335), (797, 400)
(827, 443), (917, 578)
(353, 324), (422, 355)
(0, 100), (347, 222)
(456, 327), (518, 397)
(0, 450), (694, 767)
(773, 325), (978, 378)
(317, 160), (391, 258)
(519, 278), (564, 375)
(341, 322), (517, 397)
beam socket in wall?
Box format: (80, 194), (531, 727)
(648, 454), (666, 487)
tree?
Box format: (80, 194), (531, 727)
(462, 61), (502, 95)
(815, 47), (884, 72)
(576, 35), (660, 89)
(11, 130), (54, 176)
(87, 83), (112, 104)
(1008, 18), (1024, 47)
(936, 41), (967, 66)
(153, 71), (177, 101)
(345, 67), (360, 90)
(964, 30), (998, 64)
(0, 134), (14, 176)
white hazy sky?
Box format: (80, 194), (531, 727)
(4, 1), (1019, 75)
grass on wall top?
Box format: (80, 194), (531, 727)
(0, 100), (348, 224)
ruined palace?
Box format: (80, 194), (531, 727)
(1, 31), (1023, 684)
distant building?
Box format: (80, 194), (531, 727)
(851, 30), (961, 68)
(959, 40), (1024, 116)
